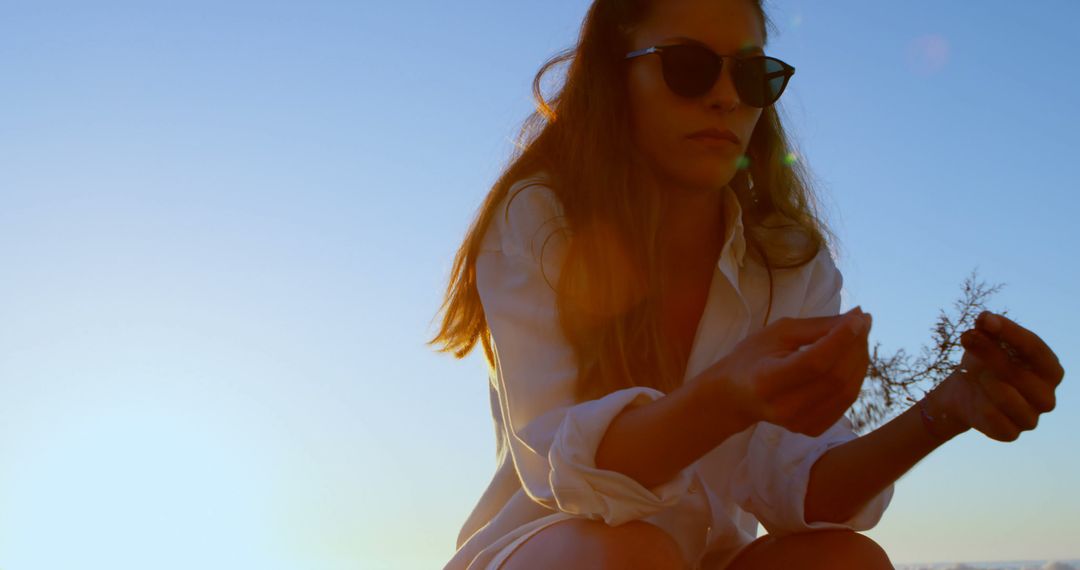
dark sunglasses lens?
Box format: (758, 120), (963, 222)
(661, 45), (720, 98)
(736, 56), (791, 107)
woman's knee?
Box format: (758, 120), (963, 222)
(835, 530), (892, 566)
(498, 518), (687, 570)
(728, 529), (892, 570)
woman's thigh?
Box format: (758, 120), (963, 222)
(725, 529), (893, 570)
(497, 517), (687, 570)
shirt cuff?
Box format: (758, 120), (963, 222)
(546, 386), (695, 526)
(785, 438), (896, 533)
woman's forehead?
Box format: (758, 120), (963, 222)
(654, 34), (764, 55)
(634, 0), (765, 49)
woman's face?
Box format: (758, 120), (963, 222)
(626, 0), (765, 195)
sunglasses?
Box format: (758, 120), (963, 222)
(624, 43), (795, 107)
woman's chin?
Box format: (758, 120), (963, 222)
(645, 158), (734, 193)
(683, 165), (735, 191)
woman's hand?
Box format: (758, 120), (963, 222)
(702, 306), (873, 437)
(928, 311), (1065, 442)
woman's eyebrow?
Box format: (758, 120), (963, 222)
(660, 36), (764, 54)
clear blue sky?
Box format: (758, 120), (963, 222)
(1, 1), (1077, 568)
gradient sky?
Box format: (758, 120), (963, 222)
(1, 1), (1078, 568)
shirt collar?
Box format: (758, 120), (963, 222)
(720, 183), (747, 268)
(528, 169), (747, 267)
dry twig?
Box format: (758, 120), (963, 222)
(846, 268), (1008, 433)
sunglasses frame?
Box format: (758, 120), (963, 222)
(624, 43), (796, 107)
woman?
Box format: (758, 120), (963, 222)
(431, 0), (1065, 568)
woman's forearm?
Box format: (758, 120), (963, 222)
(804, 379), (970, 524)
(595, 374), (752, 490)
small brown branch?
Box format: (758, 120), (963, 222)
(846, 268), (1008, 434)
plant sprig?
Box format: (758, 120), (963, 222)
(846, 268), (1008, 434)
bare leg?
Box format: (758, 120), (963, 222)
(498, 517), (687, 570)
(726, 529), (893, 570)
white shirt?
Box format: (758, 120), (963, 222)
(444, 172), (894, 570)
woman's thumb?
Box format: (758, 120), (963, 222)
(774, 307), (865, 349)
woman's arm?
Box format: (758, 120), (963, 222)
(803, 377), (968, 524)
(596, 370), (752, 490)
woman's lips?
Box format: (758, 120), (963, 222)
(688, 135), (738, 148)
(687, 128), (740, 143)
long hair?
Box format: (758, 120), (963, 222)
(428, 0), (837, 403)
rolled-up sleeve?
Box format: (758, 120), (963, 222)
(476, 182), (693, 526)
(732, 247), (894, 535)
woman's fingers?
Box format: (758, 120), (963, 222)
(971, 368), (1040, 432)
(976, 312), (1065, 387)
(975, 404), (1023, 442)
(962, 329), (1057, 413)
(779, 366), (865, 437)
(767, 324), (869, 433)
(772, 311), (870, 390)
(750, 310), (871, 434)
(769, 309), (862, 350)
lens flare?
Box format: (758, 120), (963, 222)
(905, 34), (950, 76)
(735, 155), (751, 170)
(782, 152), (798, 166)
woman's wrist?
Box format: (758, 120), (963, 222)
(921, 374), (971, 441)
(698, 371), (757, 435)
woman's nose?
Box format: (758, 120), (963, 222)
(707, 58), (741, 110)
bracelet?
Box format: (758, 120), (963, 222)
(917, 397), (953, 442)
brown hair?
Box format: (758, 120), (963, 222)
(428, 0), (837, 402)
